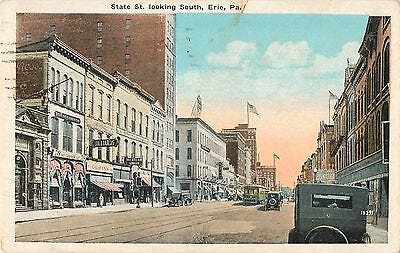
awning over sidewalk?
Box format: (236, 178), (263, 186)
(167, 186), (180, 194)
(91, 180), (122, 192)
(141, 175), (161, 188)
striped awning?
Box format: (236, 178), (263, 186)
(91, 180), (122, 191)
(141, 175), (161, 188)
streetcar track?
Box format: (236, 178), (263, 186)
(17, 205), (241, 242)
(16, 204), (231, 239)
(76, 206), (242, 243)
(126, 207), (242, 243)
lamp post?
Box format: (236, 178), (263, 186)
(150, 158), (154, 208)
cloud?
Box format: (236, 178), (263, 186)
(263, 41), (313, 68)
(206, 40), (256, 68)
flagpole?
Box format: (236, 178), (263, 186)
(247, 102), (249, 126)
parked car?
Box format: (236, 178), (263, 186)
(264, 191), (282, 211)
(182, 192), (193, 206)
(288, 183), (371, 243)
(168, 192), (183, 207)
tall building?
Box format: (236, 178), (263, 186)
(16, 13), (177, 188)
(221, 123), (257, 181)
(333, 16), (390, 224)
(315, 121), (335, 183)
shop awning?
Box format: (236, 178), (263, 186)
(141, 175), (161, 188)
(168, 186), (180, 194)
(91, 180), (122, 192)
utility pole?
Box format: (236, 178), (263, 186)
(151, 158), (154, 208)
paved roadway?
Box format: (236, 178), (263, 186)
(16, 201), (294, 244)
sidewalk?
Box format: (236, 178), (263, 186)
(15, 202), (167, 223)
(366, 219), (388, 243)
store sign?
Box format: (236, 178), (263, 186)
(52, 149), (85, 161)
(86, 160), (113, 174)
(126, 157), (143, 166)
(93, 138), (119, 147)
(54, 112), (81, 124)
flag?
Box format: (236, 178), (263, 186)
(273, 153), (280, 160)
(247, 102), (259, 115)
(329, 91), (338, 100)
(191, 95), (202, 117)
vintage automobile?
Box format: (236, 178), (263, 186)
(182, 192), (193, 206)
(168, 191), (193, 207)
(288, 183), (371, 243)
(264, 191), (282, 211)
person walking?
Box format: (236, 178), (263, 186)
(99, 193), (104, 208)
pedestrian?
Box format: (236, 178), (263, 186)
(99, 193), (104, 208)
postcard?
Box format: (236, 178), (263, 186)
(0, 0), (399, 253)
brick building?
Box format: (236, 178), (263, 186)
(333, 16), (390, 224)
(16, 13), (177, 189)
(255, 162), (276, 191)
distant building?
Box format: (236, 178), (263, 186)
(255, 162), (276, 191)
(221, 123), (257, 181)
(315, 121), (335, 183)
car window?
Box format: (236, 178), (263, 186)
(312, 194), (352, 209)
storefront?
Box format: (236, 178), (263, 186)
(50, 149), (86, 208)
(139, 174), (161, 203)
(113, 166), (132, 205)
(86, 159), (121, 206)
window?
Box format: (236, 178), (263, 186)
(50, 68), (55, 101)
(75, 81), (79, 110)
(312, 194), (352, 209)
(76, 125), (82, 154)
(175, 165), (179, 177)
(187, 165), (192, 177)
(125, 36), (131, 47)
(175, 148), (179, 160)
(156, 122), (160, 142)
(88, 86), (94, 116)
(152, 120), (156, 140)
(51, 117), (59, 149)
(106, 95), (111, 122)
(25, 32), (32, 41)
(106, 134), (111, 160)
(116, 137), (121, 162)
(97, 56), (103, 65)
(69, 78), (73, 107)
(98, 91), (103, 119)
(187, 130), (192, 142)
(125, 69), (130, 79)
(139, 112), (143, 135)
(79, 83), (83, 111)
(161, 124), (164, 143)
(62, 75), (68, 105)
(139, 144), (143, 158)
(125, 19), (132, 29)
(55, 71), (60, 102)
(131, 108), (136, 132)
(97, 21), (103, 32)
(145, 146), (149, 168)
(145, 115), (149, 137)
(124, 139), (128, 159)
(383, 42), (390, 87)
(125, 54), (131, 64)
(97, 38), (102, 48)
(62, 121), (73, 152)
(175, 130), (179, 142)
(98, 133), (103, 159)
(124, 103), (128, 129)
(88, 129), (94, 158)
(116, 99), (121, 127)
(131, 141), (136, 158)
(187, 147), (192, 159)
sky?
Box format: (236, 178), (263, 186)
(175, 14), (368, 187)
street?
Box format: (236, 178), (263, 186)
(15, 201), (294, 243)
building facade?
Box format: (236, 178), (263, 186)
(255, 162), (276, 191)
(16, 13), (177, 190)
(175, 118), (228, 201)
(15, 105), (50, 211)
(315, 121), (335, 183)
(334, 16), (390, 223)
(221, 124), (257, 182)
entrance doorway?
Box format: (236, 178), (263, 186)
(15, 154), (27, 207)
(63, 175), (73, 208)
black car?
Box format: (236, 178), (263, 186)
(264, 191), (281, 211)
(288, 183), (371, 243)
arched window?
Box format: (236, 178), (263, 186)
(55, 70), (60, 102)
(376, 111), (381, 147)
(50, 68), (55, 101)
(116, 100), (121, 127)
(88, 129), (94, 158)
(63, 74), (68, 105)
(15, 154), (26, 168)
(175, 148), (179, 160)
(51, 117), (59, 149)
(69, 78), (73, 107)
(187, 165), (192, 177)
(383, 41), (390, 87)
(76, 125), (82, 154)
